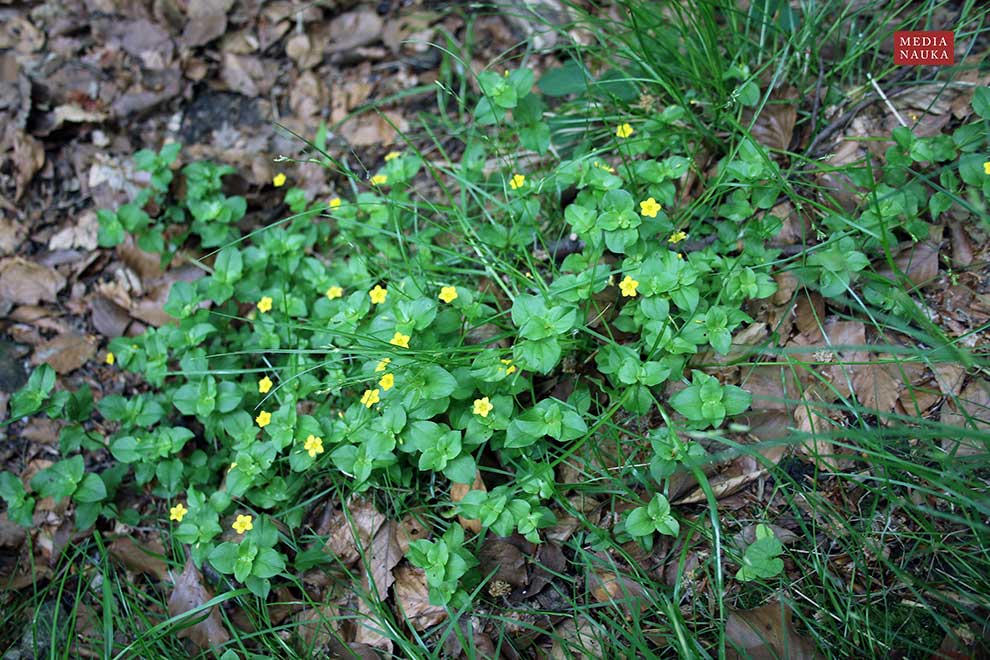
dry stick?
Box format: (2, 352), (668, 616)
(867, 72), (908, 127)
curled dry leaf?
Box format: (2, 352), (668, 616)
(940, 379), (990, 457)
(167, 558), (230, 650)
(451, 470), (486, 533)
(588, 569), (651, 617)
(0, 258), (66, 306)
(478, 536), (529, 594)
(325, 498), (385, 566)
(327, 9), (384, 53)
(747, 86), (798, 151)
(550, 617), (604, 660)
(726, 600), (823, 659)
(393, 565), (447, 631)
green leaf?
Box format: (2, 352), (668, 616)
(208, 542), (239, 575)
(625, 508), (654, 537)
(96, 209), (125, 247)
(538, 61), (589, 96)
(31, 456), (85, 502)
(443, 454), (477, 484)
(513, 338), (561, 374)
(73, 473), (107, 503)
(253, 548), (286, 579)
(736, 524), (784, 581)
(972, 87), (990, 119)
(10, 364), (57, 418)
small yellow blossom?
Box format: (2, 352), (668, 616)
(169, 503), (188, 522)
(639, 197), (662, 218)
(473, 396), (494, 418)
(326, 286), (344, 300)
(384, 151), (402, 162)
(256, 410), (272, 428)
(304, 434), (324, 458)
(273, 173), (286, 187)
(500, 358), (517, 376)
(594, 161), (616, 173)
(361, 388), (381, 408)
(369, 285), (388, 304)
(257, 296), (273, 313)
(371, 174), (388, 186)
(375, 358), (391, 372)
(439, 286), (458, 303)
(616, 123), (634, 139)
(258, 376), (273, 394)
(668, 231), (688, 244)
(390, 331), (410, 348)
(510, 174), (526, 190)
(329, 197), (342, 209)
(379, 373), (394, 391)
(677, 252), (683, 260)
(233, 514), (254, 534)
(105, 352), (115, 366)
(619, 275), (639, 298)
(984, 161), (990, 175)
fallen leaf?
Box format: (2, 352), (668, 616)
(339, 110), (408, 147)
(109, 536), (169, 581)
(747, 86), (798, 151)
(325, 498), (385, 565)
(726, 600), (823, 659)
(392, 565), (447, 630)
(0, 258), (66, 305)
(588, 569), (650, 616)
(327, 9), (383, 53)
(0, 218), (25, 256)
(940, 379), (990, 457)
(167, 558), (230, 650)
(451, 471), (486, 533)
(0, 512), (26, 548)
(286, 33), (321, 69)
(31, 333), (97, 374)
(395, 513), (429, 554)
(13, 131), (45, 201)
(48, 210), (99, 251)
(91, 295), (132, 338)
(479, 536), (529, 594)
(181, 0), (234, 47)
(550, 617), (604, 660)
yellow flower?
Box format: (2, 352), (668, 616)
(257, 296), (273, 313)
(371, 174), (388, 185)
(594, 161), (616, 173)
(169, 503), (188, 522)
(326, 285), (344, 300)
(379, 373), (394, 391)
(304, 434), (324, 458)
(639, 197), (662, 218)
(668, 231), (688, 244)
(273, 173), (286, 187)
(473, 396), (494, 418)
(258, 376), (273, 394)
(390, 331), (410, 348)
(329, 197), (342, 209)
(505, 365), (517, 375)
(616, 123), (634, 139)
(233, 514), (254, 535)
(509, 174), (526, 190)
(984, 161), (990, 175)
(369, 285), (388, 304)
(439, 286), (458, 303)
(619, 275), (639, 298)
(256, 410), (272, 427)
(499, 358), (517, 376)
(361, 388), (381, 408)
(105, 352), (115, 366)
(375, 358), (391, 372)
(385, 151), (402, 162)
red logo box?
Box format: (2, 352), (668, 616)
(894, 31), (954, 65)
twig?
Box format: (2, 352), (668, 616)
(867, 72), (907, 127)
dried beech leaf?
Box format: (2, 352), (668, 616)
(393, 565), (447, 630)
(726, 601), (823, 659)
(0, 258), (66, 305)
(167, 558), (230, 650)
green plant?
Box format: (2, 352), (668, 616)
(736, 524), (784, 582)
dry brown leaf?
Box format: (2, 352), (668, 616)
(109, 536), (169, 580)
(286, 33), (321, 70)
(550, 617), (604, 659)
(340, 111), (408, 147)
(479, 536), (529, 594)
(0, 512), (26, 548)
(21, 417), (59, 445)
(49, 210), (99, 251)
(748, 87), (798, 151)
(588, 569), (650, 616)
(327, 9), (383, 53)
(877, 234), (941, 287)
(181, 0), (233, 47)
(726, 600), (823, 659)
(167, 558), (230, 650)
(31, 333), (97, 375)
(91, 295), (132, 338)
(393, 565), (447, 630)
(0, 258), (66, 305)
(13, 131), (44, 201)
(674, 455), (768, 505)
(0, 218), (25, 256)
(0, 16), (45, 53)
(949, 221), (974, 267)
(940, 379), (990, 457)
(325, 498), (385, 565)
(451, 471), (486, 533)
(851, 360), (903, 414)
(793, 385), (838, 468)
(395, 513), (429, 555)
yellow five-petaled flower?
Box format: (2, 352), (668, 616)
(640, 197), (661, 218)
(499, 358), (517, 376)
(361, 388), (381, 408)
(369, 285), (388, 304)
(385, 151), (402, 162)
(473, 396), (494, 418)
(371, 174), (388, 185)
(439, 286), (458, 303)
(258, 376), (273, 394)
(105, 352), (115, 365)
(326, 285), (343, 300)
(509, 174), (526, 190)
(169, 503), (188, 522)
(257, 296), (273, 313)
(984, 161), (990, 175)
(273, 173), (286, 187)
(329, 197), (342, 209)
(668, 231), (687, 244)
(256, 410), (272, 428)
(379, 373), (394, 391)
(390, 331), (410, 348)
(233, 514), (254, 534)
(619, 275), (639, 298)
(304, 434), (324, 458)
(375, 358), (391, 372)
(616, 123), (634, 139)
